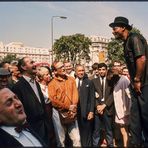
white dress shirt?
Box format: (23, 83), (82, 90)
(1, 126), (42, 147)
(75, 77), (82, 88)
(39, 83), (50, 104)
(23, 75), (41, 103)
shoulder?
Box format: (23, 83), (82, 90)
(68, 76), (76, 82)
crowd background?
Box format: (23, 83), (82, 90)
(0, 57), (135, 147)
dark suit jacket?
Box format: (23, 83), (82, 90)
(78, 75), (95, 119)
(0, 127), (47, 147)
(92, 76), (114, 116)
(11, 77), (50, 145)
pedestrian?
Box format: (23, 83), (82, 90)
(109, 16), (148, 146)
(0, 68), (11, 89)
(92, 63), (114, 147)
(11, 56), (55, 147)
(48, 61), (81, 147)
(108, 67), (131, 147)
(75, 64), (95, 147)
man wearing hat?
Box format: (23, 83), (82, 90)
(0, 68), (10, 89)
(109, 16), (148, 147)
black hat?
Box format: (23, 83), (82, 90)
(0, 68), (10, 76)
(109, 16), (132, 31)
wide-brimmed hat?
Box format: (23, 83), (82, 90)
(109, 16), (132, 30)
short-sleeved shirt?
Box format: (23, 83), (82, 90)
(123, 32), (148, 86)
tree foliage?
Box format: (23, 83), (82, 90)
(53, 33), (92, 63)
(107, 27), (142, 64)
(0, 54), (19, 63)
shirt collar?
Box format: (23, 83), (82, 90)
(23, 75), (34, 83)
(1, 126), (20, 138)
(54, 75), (68, 82)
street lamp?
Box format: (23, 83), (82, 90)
(51, 16), (67, 64)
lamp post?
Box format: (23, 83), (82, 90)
(51, 16), (67, 64)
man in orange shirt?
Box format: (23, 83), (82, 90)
(48, 61), (81, 147)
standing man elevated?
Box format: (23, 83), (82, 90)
(109, 16), (148, 146)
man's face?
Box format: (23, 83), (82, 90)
(122, 68), (129, 76)
(10, 66), (21, 78)
(75, 66), (85, 79)
(0, 75), (9, 89)
(93, 68), (99, 76)
(23, 57), (37, 76)
(0, 88), (26, 126)
(56, 64), (66, 76)
(64, 62), (73, 75)
(113, 62), (122, 74)
(98, 67), (107, 77)
(112, 26), (124, 40)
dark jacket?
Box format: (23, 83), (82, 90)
(0, 127), (47, 147)
(78, 74), (95, 118)
(11, 77), (50, 146)
(92, 76), (114, 116)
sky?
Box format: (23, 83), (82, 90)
(0, 2), (148, 48)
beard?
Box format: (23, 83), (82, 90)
(113, 33), (123, 40)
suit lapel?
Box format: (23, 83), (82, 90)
(21, 77), (42, 104)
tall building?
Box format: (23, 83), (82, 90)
(0, 42), (51, 63)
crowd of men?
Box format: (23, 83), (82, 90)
(0, 57), (135, 147)
(0, 16), (148, 147)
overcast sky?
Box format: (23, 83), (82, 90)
(0, 2), (148, 48)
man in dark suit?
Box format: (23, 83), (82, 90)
(0, 88), (46, 147)
(75, 64), (95, 147)
(11, 56), (55, 147)
(92, 63), (114, 147)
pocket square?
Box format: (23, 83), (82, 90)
(86, 85), (89, 87)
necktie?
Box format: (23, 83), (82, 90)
(15, 122), (30, 133)
(30, 78), (34, 83)
(101, 77), (104, 99)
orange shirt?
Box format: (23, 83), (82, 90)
(48, 76), (78, 110)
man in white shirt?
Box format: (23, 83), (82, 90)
(0, 88), (46, 147)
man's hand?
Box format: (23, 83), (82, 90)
(134, 81), (141, 94)
(87, 112), (94, 120)
(97, 104), (106, 114)
(69, 105), (77, 113)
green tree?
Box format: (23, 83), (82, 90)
(107, 27), (142, 64)
(53, 33), (92, 63)
(1, 54), (19, 63)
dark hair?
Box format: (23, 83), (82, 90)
(98, 63), (107, 69)
(17, 57), (26, 73)
(92, 62), (99, 70)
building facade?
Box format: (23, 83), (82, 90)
(0, 42), (51, 63)
(89, 35), (111, 65)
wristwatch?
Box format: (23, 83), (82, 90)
(134, 77), (140, 82)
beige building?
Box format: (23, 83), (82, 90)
(0, 42), (51, 63)
(89, 35), (111, 65)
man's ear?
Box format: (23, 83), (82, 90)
(21, 65), (26, 71)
